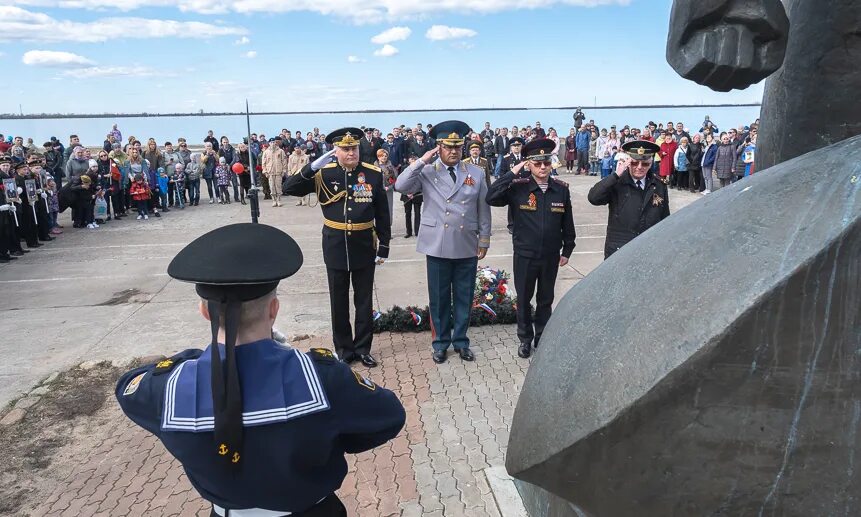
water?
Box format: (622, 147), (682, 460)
(0, 106), (760, 145)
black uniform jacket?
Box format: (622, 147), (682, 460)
(116, 341), (405, 513)
(486, 172), (576, 259)
(500, 153), (523, 174)
(587, 170), (670, 257)
(284, 161), (391, 271)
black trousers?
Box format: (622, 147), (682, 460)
(326, 265), (375, 359)
(35, 199), (50, 240)
(577, 150), (589, 172)
(513, 254), (559, 346)
(209, 494), (346, 517)
(404, 199), (422, 236)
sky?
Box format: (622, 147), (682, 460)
(0, 0), (766, 115)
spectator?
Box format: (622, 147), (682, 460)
(659, 131), (677, 185)
(204, 130), (219, 152)
(687, 133), (705, 193)
(674, 136), (690, 190)
(713, 132), (737, 190)
(575, 125), (590, 174)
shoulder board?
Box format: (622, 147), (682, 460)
(504, 154), (512, 158)
(552, 177), (569, 187)
(322, 162), (338, 169)
(460, 158), (469, 163)
(308, 347), (337, 363)
(361, 162), (381, 172)
(152, 353), (189, 376)
(512, 178), (531, 184)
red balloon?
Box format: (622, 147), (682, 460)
(232, 162), (245, 174)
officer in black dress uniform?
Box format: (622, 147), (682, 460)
(587, 140), (670, 259)
(486, 138), (577, 358)
(27, 155), (54, 243)
(13, 162), (41, 250)
(283, 128), (391, 368)
(500, 137), (526, 234)
(116, 223), (405, 517)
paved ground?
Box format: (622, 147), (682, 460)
(0, 174), (700, 516)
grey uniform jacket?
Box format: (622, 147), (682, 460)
(395, 158), (491, 259)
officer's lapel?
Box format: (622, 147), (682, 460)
(430, 160), (453, 198)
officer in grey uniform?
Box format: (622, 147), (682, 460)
(395, 120), (492, 364)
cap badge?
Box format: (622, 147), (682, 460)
(637, 147), (645, 156)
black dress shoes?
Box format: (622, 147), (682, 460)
(340, 353), (356, 364)
(518, 342), (532, 358)
(457, 348), (475, 361)
(432, 350), (447, 364)
(359, 354), (379, 368)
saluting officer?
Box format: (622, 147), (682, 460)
(486, 138), (576, 358)
(588, 140), (670, 259)
(116, 223), (405, 517)
(283, 128), (391, 368)
(463, 140), (492, 186)
(500, 137), (526, 234)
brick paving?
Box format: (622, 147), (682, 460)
(29, 326), (528, 516)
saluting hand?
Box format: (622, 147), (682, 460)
(512, 160), (528, 174)
(420, 147), (438, 164)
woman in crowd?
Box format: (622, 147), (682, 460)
(701, 132), (717, 194)
(673, 136), (690, 190)
(659, 131), (677, 185)
(547, 128), (560, 174)
(235, 141), (251, 205)
(687, 133), (704, 193)
(375, 148), (397, 222)
(713, 132), (737, 190)
(564, 128), (577, 173)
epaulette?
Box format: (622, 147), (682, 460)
(322, 162), (338, 169)
(361, 162), (381, 172)
(308, 347), (337, 363)
(512, 178), (531, 184)
(152, 353), (188, 376)
(552, 177), (569, 187)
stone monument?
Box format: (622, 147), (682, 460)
(507, 0), (861, 515)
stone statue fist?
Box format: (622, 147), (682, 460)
(666, 0), (789, 92)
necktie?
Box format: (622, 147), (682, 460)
(636, 180), (644, 190)
(448, 166), (457, 183)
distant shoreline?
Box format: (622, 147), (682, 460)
(0, 103), (761, 120)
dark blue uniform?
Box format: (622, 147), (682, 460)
(283, 161), (391, 363)
(486, 173), (576, 351)
(116, 340), (405, 514)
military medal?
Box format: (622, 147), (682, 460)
(464, 174), (475, 187)
(652, 193), (664, 206)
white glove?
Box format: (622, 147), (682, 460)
(310, 149), (336, 171)
(41, 192), (48, 199)
(375, 256), (386, 265)
(36, 189), (43, 194)
(0, 204), (11, 212)
(16, 187), (23, 195)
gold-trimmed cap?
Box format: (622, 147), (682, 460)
(621, 140), (660, 160)
(523, 138), (556, 161)
(430, 120), (471, 146)
(467, 140), (482, 150)
(326, 127), (363, 148)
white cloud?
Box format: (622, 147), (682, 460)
(61, 66), (167, 77)
(0, 6), (247, 43)
(347, 55), (364, 63)
(244, 50), (257, 59)
(371, 26), (411, 44)
(425, 25), (477, 41)
(235, 36), (250, 45)
(5, 1), (631, 24)
(21, 49), (94, 67)
(373, 44), (398, 57)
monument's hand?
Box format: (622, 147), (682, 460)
(666, 0), (789, 92)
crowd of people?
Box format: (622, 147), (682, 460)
(0, 111), (759, 263)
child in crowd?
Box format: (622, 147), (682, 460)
(600, 151), (613, 178)
(172, 163), (186, 209)
(609, 146), (620, 174)
(157, 167), (170, 211)
(74, 175), (96, 229)
(215, 157), (231, 204)
(129, 173), (150, 220)
(46, 176), (61, 235)
(94, 186), (108, 225)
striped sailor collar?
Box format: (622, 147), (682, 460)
(161, 339), (330, 432)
